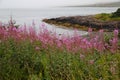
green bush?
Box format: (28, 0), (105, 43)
(111, 8), (120, 18)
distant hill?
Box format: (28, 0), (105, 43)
(68, 1), (120, 7)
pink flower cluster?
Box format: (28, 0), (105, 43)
(110, 30), (119, 53)
(0, 23), (119, 53)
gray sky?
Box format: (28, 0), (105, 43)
(0, 0), (119, 8)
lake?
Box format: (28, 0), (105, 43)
(0, 7), (118, 35)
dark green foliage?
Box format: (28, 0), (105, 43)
(118, 33), (120, 38)
(111, 8), (120, 17)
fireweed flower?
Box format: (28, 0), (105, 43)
(88, 28), (93, 38)
(110, 66), (116, 74)
(89, 60), (94, 65)
(0, 21), (119, 54)
(88, 27), (92, 32)
(110, 38), (118, 53)
(35, 46), (40, 50)
(114, 29), (119, 37)
(80, 54), (85, 60)
(41, 23), (46, 28)
(99, 29), (104, 41)
(110, 29), (119, 53)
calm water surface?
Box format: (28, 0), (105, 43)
(0, 7), (118, 35)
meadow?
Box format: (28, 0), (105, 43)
(0, 21), (120, 80)
(94, 8), (120, 21)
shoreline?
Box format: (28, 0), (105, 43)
(43, 15), (120, 32)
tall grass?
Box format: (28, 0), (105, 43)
(0, 22), (120, 80)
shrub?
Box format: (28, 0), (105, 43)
(111, 8), (120, 18)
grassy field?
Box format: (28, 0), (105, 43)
(0, 22), (120, 80)
(94, 13), (120, 21)
(94, 8), (120, 21)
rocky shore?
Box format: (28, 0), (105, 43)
(43, 15), (120, 31)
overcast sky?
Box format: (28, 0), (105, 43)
(0, 0), (119, 8)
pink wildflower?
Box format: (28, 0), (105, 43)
(88, 28), (92, 32)
(41, 23), (45, 28)
(109, 30), (119, 53)
(57, 40), (62, 47)
(80, 54), (85, 60)
(35, 46), (40, 50)
(110, 38), (118, 53)
(110, 66), (116, 74)
(99, 29), (104, 33)
(113, 29), (118, 38)
(114, 29), (119, 37)
(89, 60), (94, 65)
(88, 28), (92, 37)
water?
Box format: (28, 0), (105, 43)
(0, 7), (118, 35)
